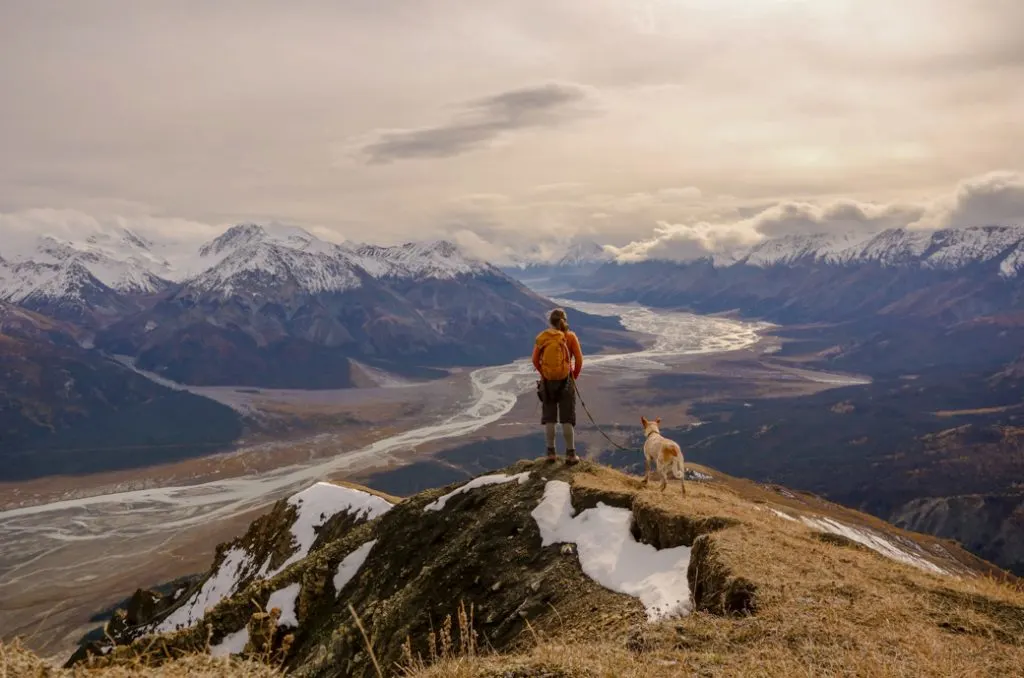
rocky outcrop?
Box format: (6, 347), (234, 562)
(69, 461), (1022, 678)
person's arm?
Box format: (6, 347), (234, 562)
(568, 332), (583, 379)
(532, 344), (542, 374)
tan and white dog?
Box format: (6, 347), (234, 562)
(641, 416), (686, 495)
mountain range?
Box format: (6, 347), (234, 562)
(1, 224), (631, 386)
(555, 225), (1023, 328)
(0, 223), (634, 478)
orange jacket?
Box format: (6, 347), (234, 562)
(532, 329), (583, 380)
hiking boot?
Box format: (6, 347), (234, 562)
(565, 450), (580, 466)
(545, 448), (557, 463)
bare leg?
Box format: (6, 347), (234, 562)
(545, 423), (557, 460)
(562, 423), (576, 453)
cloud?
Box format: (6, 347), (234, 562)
(607, 220), (764, 263)
(657, 187), (703, 201)
(939, 171), (1024, 228)
(0, 209), (223, 254)
(448, 228), (519, 263)
(605, 198), (928, 263)
(748, 200), (926, 237)
(358, 82), (599, 163)
(601, 171), (1024, 263)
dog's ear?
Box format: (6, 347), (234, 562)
(641, 416), (648, 426)
(655, 417), (661, 425)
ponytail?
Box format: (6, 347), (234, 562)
(549, 308), (569, 332)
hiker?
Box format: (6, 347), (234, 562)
(533, 308), (584, 465)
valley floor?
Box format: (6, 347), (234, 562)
(0, 342), (866, 663)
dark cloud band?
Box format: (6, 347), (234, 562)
(360, 82), (597, 163)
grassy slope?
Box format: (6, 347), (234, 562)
(408, 463), (1024, 678)
(17, 461), (1024, 677)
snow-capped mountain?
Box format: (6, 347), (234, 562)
(738, 225), (1024, 276)
(353, 240), (500, 280)
(554, 240), (615, 267)
(501, 240), (615, 293)
(30, 222), (630, 389)
(0, 222), (527, 319)
(566, 225), (1024, 327)
(505, 239), (613, 269)
(0, 230), (172, 323)
(185, 225), (364, 299)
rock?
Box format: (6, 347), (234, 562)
(125, 589), (163, 626)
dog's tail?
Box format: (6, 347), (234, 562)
(670, 445), (685, 479)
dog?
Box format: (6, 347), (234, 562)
(641, 416), (685, 495)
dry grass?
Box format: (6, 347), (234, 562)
(18, 460), (1024, 678)
(407, 463), (1024, 678)
(0, 639), (280, 678)
(933, 405), (1017, 417)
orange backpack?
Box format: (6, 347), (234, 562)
(536, 329), (571, 381)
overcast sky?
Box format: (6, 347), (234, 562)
(2, 0), (1023, 261)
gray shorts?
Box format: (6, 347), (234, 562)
(540, 378), (576, 426)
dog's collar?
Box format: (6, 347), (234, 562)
(644, 428), (658, 438)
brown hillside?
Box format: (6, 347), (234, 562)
(17, 461), (1024, 677)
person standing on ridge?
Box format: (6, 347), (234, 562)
(533, 308), (584, 465)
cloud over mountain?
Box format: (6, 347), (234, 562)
(607, 171), (1024, 263)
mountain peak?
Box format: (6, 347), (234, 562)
(197, 223), (324, 259)
(558, 240), (614, 266)
(354, 239), (493, 280)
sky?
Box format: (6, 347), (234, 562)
(2, 0), (1023, 263)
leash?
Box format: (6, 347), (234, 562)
(567, 373), (703, 454)
(568, 373), (642, 454)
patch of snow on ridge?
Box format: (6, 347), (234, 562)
(769, 508), (798, 523)
(267, 583), (302, 627)
(333, 540), (377, 595)
(531, 480), (692, 621)
(210, 628), (249, 658)
(155, 547), (254, 632)
(424, 472), (531, 512)
(998, 242), (1024, 278)
(268, 483), (394, 577)
(800, 516), (947, 575)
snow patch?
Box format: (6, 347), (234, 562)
(769, 508), (798, 522)
(531, 480), (692, 621)
(424, 472), (531, 512)
(267, 483), (393, 577)
(209, 628), (249, 658)
(333, 540), (377, 595)
(267, 583), (301, 628)
(999, 243), (1024, 278)
(155, 547), (254, 632)
(800, 515), (947, 575)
